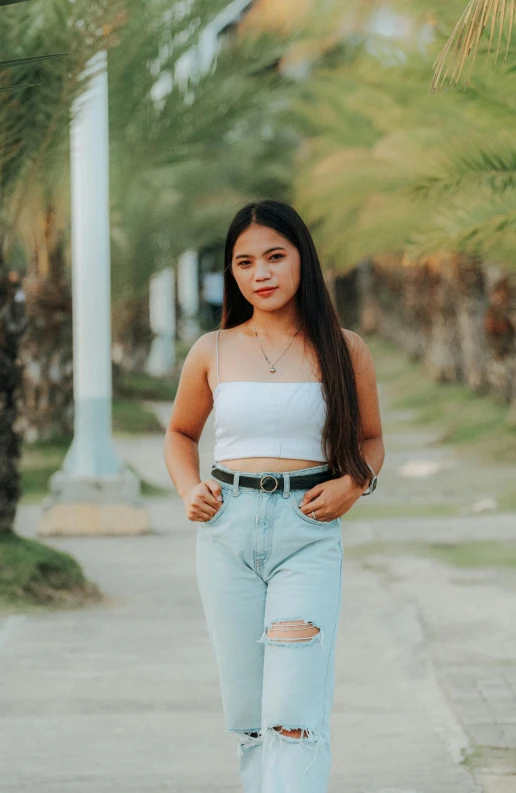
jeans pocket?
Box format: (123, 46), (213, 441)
(200, 485), (232, 526)
(289, 492), (339, 527)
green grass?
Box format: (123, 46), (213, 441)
(140, 479), (170, 497)
(349, 502), (460, 520)
(19, 399), (163, 443)
(126, 464), (171, 498)
(112, 398), (163, 434)
(114, 371), (179, 402)
(366, 334), (516, 464)
(20, 438), (71, 505)
(19, 435), (168, 504)
(346, 540), (516, 569)
(425, 541), (516, 568)
(463, 745), (516, 773)
(499, 488), (516, 512)
(0, 533), (102, 613)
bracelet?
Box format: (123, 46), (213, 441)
(361, 462), (377, 496)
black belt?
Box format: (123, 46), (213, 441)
(211, 464), (341, 493)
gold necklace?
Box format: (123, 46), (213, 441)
(252, 323), (302, 373)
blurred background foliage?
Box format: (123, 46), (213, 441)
(286, 0), (516, 272)
(5, 0), (516, 298)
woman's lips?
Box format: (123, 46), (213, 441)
(255, 287), (276, 297)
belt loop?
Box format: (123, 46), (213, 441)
(282, 471), (290, 498)
(232, 470), (240, 497)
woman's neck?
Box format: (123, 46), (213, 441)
(248, 309), (303, 338)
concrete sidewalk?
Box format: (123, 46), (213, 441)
(4, 397), (516, 791)
(4, 493), (482, 793)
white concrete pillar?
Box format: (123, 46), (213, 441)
(39, 51), (148, 536)
(146, 267), (175, 376)
(62, 50), (121, 477)
(178, 249), (200, 341)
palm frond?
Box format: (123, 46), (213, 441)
(0, 83), (39, 91)
(408, 187), (516, 264)
(413, 140), (516, 197)
(0, 53), (66, 68)
(432, 0), (516, 92)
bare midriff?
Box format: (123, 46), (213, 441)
(219, 457), (326, 473)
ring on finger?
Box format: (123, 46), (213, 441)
(311, 510), (317, 520)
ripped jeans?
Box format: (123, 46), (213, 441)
(195, 461), (344, 793)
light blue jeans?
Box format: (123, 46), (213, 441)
(195, 461), (344, 793)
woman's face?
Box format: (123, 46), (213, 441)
(231, 223), (301, 311)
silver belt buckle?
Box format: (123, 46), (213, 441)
(260, 474), (278, 492)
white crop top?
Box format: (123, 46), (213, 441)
(212, 329), (327, 462)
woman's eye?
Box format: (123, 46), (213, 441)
(237, 254), (283, 266)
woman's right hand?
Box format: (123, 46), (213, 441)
(184, 478), (224, 522)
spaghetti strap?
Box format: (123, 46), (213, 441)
(216, 329), (221, 384)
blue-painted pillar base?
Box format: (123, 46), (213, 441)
(37, 397), (151, 535)
(62, 396), (123, 477)
(38, 468), (150, 535)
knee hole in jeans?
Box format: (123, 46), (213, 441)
(265, 619), (320, 643)
(273, 726), (309, 739)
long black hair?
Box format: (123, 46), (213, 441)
(221, 199), (371, 488)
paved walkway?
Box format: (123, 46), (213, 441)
(3, 394), (515, 791)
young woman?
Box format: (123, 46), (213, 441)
(164, 199), (384, 793)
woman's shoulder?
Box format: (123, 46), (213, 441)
(340, 327), (362, 351)
(186, 326), (242, 361)
(190, 323), (247, 348)
(182, 331), (220, 371)
(187, 330), (217, 351)
(340, 328), (374, 372)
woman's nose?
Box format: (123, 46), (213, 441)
(254, 262), (272, 279)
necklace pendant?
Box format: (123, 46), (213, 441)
(269, 366), (276, 373)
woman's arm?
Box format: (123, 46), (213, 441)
(344, 329), (385, 482)
(297, 329), (385, 520)
(164, 332), (222, 521)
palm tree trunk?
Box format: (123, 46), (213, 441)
(452, 254), (488, 392)
(17, 272), (73, 443)
(484, 269), (516, 401)
(362, 253), (429, 361)
(423, 254), (462, 384)
(0, 258), (27, 535)
(112, 293), (153, 376)
(335, 266), (360, 330)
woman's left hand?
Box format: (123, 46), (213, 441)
(298, 475), (364, 522)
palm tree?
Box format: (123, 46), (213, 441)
(15, 178), (74, 443)
(0, 0), (59, 532)
(0, 0), (111, 609)
(269, 2), (516, 404)
(0, 0), (128, 534)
